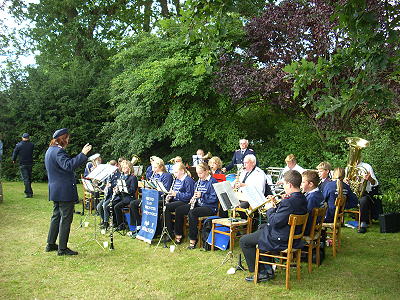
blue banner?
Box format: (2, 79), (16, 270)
(136, 188), (159, 244)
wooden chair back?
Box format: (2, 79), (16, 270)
(255, 213), (309, 290)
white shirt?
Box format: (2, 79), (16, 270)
(282, 164), (305, 175)
(239, 166), (267, 194)
(357, 162), (378, 192)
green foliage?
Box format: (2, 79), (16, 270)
(377, 178), (400, 214)
(103, 33), (242, 158)
(283, 0), (400, 131)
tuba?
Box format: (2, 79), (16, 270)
(345, 137), (369, 198)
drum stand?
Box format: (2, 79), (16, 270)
(154, 194), (177, 251)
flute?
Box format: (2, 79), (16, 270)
(189, 180), (201, 210)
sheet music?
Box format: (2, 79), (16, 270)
(86, 164), (118, 182)
(116, 179), (129, 193)
(242, 185), (266, 209)
(82, 179), (95, 192)
(213, 181), (240, 211)
(154, 180), (168, 193)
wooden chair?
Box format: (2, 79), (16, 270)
(210, 217), (250, 251)
(302, 205), (328, 273)
(343, 206), (371, 230)
(254, 213), (309, 290)
(322, 181), (346, 258)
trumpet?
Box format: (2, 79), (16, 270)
(245, 191), (285, 217)
(189, 180), (201, 210)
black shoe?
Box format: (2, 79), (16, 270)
(115, 224), (126, 231)
(358, 227), (367, 234)
(45, 244), (58, 252)
(245, 272), (274, 283)
(187, 241), (197, 250)
(58, 248), (78, 256)
(25, 194), (33, 198)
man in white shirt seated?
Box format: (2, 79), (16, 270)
(234, 154), (267, 210)
(357, 161), (379, 234)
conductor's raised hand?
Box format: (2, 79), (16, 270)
(81, 143), (92, 155)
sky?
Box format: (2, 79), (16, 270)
(0, 0), (38, 66)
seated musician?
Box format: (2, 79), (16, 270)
(174, 162), (218, 249)
(222, 138), (256, 173)
(276, 154), (305, 185)
(323, 167), (358, 223)
(130, 157), (173, 231)
(97, 160), (120, 229)
(83, 153), (101, 177)
(301, 170), (325, 235)
(145, 156), (156, 180)
(235, 154), (267, 210)
(239, 170), (308, 282)
(316, 161), (332, 193)
(164, 163), (195, 239)
(208, 156), (223, 175)
(111, 160), (138, 231)
(355, 160), (379, 234)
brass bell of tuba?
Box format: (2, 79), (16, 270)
(345, 137), (369, 198)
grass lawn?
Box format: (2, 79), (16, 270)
(0, 181), (399, 300)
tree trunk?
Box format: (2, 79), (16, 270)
(158, 0), (169, 17)
(143, 0), (152, 32)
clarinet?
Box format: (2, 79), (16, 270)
(189, 180), (201, 210)
(166, 176), (176, 204)
(108, 187), (118, 250)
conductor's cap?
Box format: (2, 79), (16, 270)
(53, 128), (69, 139)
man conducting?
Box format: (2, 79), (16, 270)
(222, 139), (256, 172)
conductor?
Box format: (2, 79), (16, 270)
(45, 128), (92, 256)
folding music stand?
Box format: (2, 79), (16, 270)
(80, 164), (118, 250)
(210, 182), (247, 274)
(153, 181), (178, 250)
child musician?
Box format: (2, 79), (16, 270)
(111, 160), (138, 231)
(164, 163), (195, 239)
(174, 162), (218, 249)
(130, 157), (173, 231)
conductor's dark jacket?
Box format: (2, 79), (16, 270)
(258, 192), (308, 252)
(45, 145), (87, 202)
(224, 148), (256, 172)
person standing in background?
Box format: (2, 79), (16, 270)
(12, 133), (34, 198)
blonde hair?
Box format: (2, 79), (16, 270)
(120, 160), (133, 173)
(152, 157), (167, 173)
(208, 156), (223, 169)
(332, 167), (345, 181)
(174, 162), (191, 177)
(196, 162), (210, 174)
(285, 154), (296, 163)
(317, 161), (332, 171)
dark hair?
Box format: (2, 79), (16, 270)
(302, 170), (320, 187)
(283, 170), (302, 188)
(49, 133), (70, 148)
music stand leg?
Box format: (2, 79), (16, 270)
(154, 195), (177, 251)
